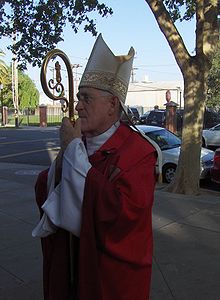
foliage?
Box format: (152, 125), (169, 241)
(18, 71), (39, 108)
(164, 0), (196, 21)
(0, 49), (8, 84)
(1, 66), (39, 108)
(1, 70), (12, 107)
(0, 0), (113, 69)
(207, 45), (220, 108)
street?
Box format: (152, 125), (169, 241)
(0, 126), (219, 192)
(0, 127), (60, 167)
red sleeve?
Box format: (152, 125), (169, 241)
(35, 168), (49, 216)
(83, 151), (157, 266)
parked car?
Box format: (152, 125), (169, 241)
(145, 109), (166, 127)
(210, 148), (220, 184)
(135, 125), (214, 183)
(202, 124), (220, 148)
(129, 106), (139, 119)
(129, 107), (141, 124)
(140, 111), (151, 124)
(121, 107), (140, 125)
(145, 109), (183, 131)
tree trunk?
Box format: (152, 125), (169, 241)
(166, 61), (208, 195)
(145, 0), (219, 194)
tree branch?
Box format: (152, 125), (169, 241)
(145, 0), (191, 72)
(196, 0), (219, 60)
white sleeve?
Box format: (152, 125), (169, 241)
(32, 210), (58, 237)
(32, 138), (92, 238)
(32, 138), (91, 237)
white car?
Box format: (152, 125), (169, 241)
(135, 125), (214, 183)
(202, 124), (220, 148)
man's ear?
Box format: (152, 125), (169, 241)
(108, 96), (120, 115)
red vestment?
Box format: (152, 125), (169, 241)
(35, 123), (157, 300)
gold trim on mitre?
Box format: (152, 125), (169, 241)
(79, 34), (135, 104)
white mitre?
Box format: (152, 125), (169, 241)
(79, 33), (135, 110)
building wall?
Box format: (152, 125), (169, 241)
(126, 81), (184, 113)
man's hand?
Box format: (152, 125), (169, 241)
(60, 117), (81, 152)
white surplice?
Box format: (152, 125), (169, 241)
(32, 121), (120, 238)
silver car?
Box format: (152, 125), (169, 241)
(202, 124), (220, 148)
(136, 125), (214, 183)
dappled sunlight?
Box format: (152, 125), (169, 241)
(180, 71), (207, 148)
(202, 1), (219, 57)
(153, 215), (194, 242)
(48, 149), (59, 163)
(46, 139), (60, 163)
(46, 141), (59, 163)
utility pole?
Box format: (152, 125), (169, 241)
(12, 31), (19, 127)
(71, 63), (82, 99)
(131, 67), (138, 83)
(131, 51), (138, 83)
(176, 86), (182, 109)
(0, 83), (3, 126)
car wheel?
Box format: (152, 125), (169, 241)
(162, 164), (177, 183)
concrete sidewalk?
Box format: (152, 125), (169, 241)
(0, 162), (220, 300)
(151, 186), (220, 300)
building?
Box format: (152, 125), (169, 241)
(126, 80), (184, 114)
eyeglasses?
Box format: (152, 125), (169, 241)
(76, 91), (113, 105)
(76, 92), (95, 105)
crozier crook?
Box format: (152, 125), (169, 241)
(40, 49), (75, 122)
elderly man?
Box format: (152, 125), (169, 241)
(33, 34), (158, 300)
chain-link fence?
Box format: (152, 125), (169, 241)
(4, 106), (65, 127)
(1, 105), (220, 129)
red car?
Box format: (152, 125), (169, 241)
(210, 148), (220, 184)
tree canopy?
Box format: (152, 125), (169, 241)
(1, 65), (39, 108)
(0, 0), (113, 69)
(164, 0), (196, 21)
(0, 49), (8, 83)
(18, 71), (39, 108)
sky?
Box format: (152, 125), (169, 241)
(0, 0), (195, 95)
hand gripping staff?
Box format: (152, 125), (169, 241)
(40, 49), (77, 296)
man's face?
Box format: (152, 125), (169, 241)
(75, 87), (119, 137)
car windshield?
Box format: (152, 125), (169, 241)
(145, 129), (181, 150)
(148, 112), (163, 121)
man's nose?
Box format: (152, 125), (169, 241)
(75, 100), (83, 111)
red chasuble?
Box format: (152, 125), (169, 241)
(35, 123), (157, 300)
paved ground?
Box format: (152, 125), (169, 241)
(151, 186), (220, 300)
(0, 161), (220, 300)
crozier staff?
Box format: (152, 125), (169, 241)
(33, 34), (158, 300)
